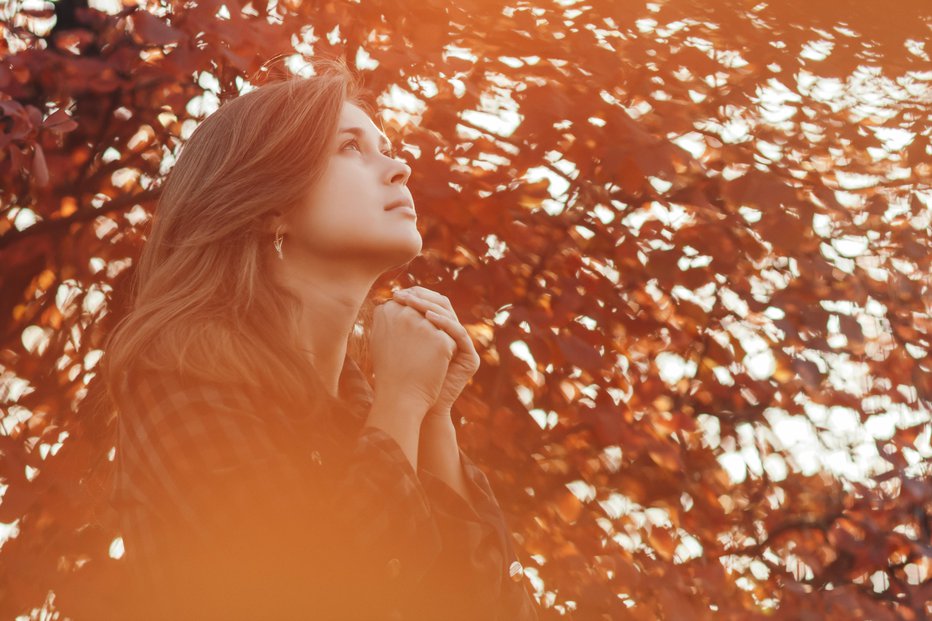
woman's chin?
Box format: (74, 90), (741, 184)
(383, 236), (422, 269)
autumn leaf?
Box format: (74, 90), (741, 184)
(2, 1), (929, 619)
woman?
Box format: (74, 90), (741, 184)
(102, 57), (539, 620)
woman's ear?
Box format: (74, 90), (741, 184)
(267, 212), (286, 237)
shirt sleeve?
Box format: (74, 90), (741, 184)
(414, 447), (540, 621)
(113, 372), (444, 621)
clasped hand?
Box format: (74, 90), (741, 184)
(389, 286), (481, 422)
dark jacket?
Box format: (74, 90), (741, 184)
(109, 352), (540, 620)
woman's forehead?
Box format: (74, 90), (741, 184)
(339, 102), (374, 131)
(339, 103), (389, 143)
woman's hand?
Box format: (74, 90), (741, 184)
(390, 286), (481, 423)
(370, 297), (458, 418)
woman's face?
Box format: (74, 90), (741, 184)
(289, 100), (420, 271)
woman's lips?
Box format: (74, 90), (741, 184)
(387, 205), (416, 217)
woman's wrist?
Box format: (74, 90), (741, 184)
(422, 408), (454, 427)
(363, 389), (431, 471)
(369, 387), (432, 419)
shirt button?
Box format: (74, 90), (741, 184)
(310, 450), (322, 465)
(387, 557), (401, 578)
(508, 560), (524, 582)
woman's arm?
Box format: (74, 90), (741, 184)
(362, 387), (427, 471)
(414, 416), (540, 621)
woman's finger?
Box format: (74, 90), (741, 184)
(392, 289), (478, 361)
(423, 310), (478, 362)
(392, 290), (451, 321)
(398, 286), (459, 322)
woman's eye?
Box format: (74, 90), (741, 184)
(342, 138), (396, 159)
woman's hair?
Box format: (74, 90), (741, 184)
(101, 56), (380, 414)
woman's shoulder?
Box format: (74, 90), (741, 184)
(114, 368), (260, 437)
(115, 367), (311, 463)
(112, 354), (376, 462)
(111, 366), (335, 512)
(118, 364), (309, 416)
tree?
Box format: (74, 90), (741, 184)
(1, 0), (929, 618)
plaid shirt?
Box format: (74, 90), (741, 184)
(109, 353), (539, 621)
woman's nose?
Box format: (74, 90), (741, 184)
(386, 159), (411, 185)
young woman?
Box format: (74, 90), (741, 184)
(102, 58), (539, 620)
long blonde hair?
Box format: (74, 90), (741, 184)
(101, 57), (379, 415)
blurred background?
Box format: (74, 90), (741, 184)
(0, 0), (929, 619)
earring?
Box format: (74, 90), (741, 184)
(274, 225), (284, 260)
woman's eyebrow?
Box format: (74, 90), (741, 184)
(338, 126), (393, 151)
